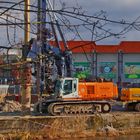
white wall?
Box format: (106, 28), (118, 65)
(72, 53), (92, 63)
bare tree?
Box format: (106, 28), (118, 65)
(0, 0), (140, 90)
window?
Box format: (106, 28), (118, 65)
(73, 79), (77, 92)
(63, 80), (72, 95)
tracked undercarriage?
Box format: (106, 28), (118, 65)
(34, 77), (118, 116)
(125, 102), (140, 112)
(35, 100), (111, 116)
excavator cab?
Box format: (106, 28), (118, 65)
(54, 78), (79, 99)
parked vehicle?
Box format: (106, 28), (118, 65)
(121, 84), (140, 111)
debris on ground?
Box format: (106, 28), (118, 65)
(97, 125), (119, 136)
(0, 100), (22, 112)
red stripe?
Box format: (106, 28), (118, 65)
(49, 41), (140, 53)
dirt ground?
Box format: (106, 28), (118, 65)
(0, 100), (139, 140)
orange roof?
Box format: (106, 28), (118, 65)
(49, 41), (140, 53)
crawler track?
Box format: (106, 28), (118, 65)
(126, 102), (140, 112)
(39, 100), (111, 116)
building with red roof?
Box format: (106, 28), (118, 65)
(50, 40), (140, 85)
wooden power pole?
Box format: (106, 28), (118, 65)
(24, 0), (30, 44)
(21, 0), (31, 114)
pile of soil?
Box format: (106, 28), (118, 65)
(0, 100), (22, 112)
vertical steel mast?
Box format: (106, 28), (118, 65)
(37, 0), (47, 96)
(47, 0), (73, 77)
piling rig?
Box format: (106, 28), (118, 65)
(31, 0), (118, 116)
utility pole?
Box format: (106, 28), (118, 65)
(24, 0), (30, 44)
(21, 0), (31, 114)
(36, 0), (47, 97)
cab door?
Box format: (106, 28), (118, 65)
(62, 78), (79, 98)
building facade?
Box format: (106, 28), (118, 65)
(52, 41), (140, 85)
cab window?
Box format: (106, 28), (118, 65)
(63, 80), (72, 95)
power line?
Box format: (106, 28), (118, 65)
(0, 4), (139, 26)
(0, 0), (24, 17)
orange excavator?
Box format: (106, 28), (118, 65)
(34, 0), (118, 116)
(35, 77), (118, 115)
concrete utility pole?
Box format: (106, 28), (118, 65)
(21, 0), (31, 114)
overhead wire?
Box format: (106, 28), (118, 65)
(0, 0), (140, 75)
(0, 2), (140, 26)
(0, 4), (139, 37)
(0, 0), (24, 17)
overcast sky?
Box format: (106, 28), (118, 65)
(54, 0), (140, 44)
(0, 0), (140, 46)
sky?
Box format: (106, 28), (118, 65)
(54, 0), (140, 44)
(0, 0), (140, 46)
